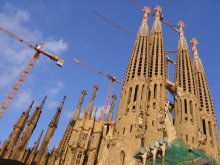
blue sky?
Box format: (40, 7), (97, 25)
(0, 0), (219, 150)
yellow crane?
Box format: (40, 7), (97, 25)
(0, 26), (64, 119)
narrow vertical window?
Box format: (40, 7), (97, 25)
(120, 151), (125, 165)
(208, 121), (213, 139)
(184, 99), (187, 114)
(148, 90), (151, 101)
(190, 100), (194, 123)
(134, 85), (139, 102)
(154, 84), (157, 99)
(126, 87), (132, 113)
(202, 119), (206, 135)
(130, 125), (133, 132)
(127, 87), (132, 104)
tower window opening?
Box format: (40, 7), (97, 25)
(152, 120), (154, 126)
(202, 119), (207, 135)
(75, 150), (83, 164)
(134, 85), (139, 102)
(190, 100), (193, 123)
(148, 91), (151, 101)
(184, 99), (187, 114)
(123, 127), (125, 135)
(186, 134), (188, 141)
(141, 85), (145, 100)
(130, 125), (133, 132)
(126, 87), (132, 113)
(153, 84), (157, 99)
(120, 151), (125, 165)
(208, 121), (213, 139)
(82, 133), (88, 141)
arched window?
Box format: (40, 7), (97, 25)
(120, 150), (125, 165)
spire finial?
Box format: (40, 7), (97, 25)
(142, 6), (151, 24)
(106, 95), (117, 123)
(191, 38), (204, 71)
(177, 21), (188, 50)
(26, 100), (34, 114)
(191, 38), (199, 59)
(138, 6), (151, 36)
(155, 5), (162, 13)
(152, 6), (162, 32)
(154, 5), (162, 21)
(71, 89), (87, 122)
(49, 96), (66, 128)
(178, 21), (185, 38)
(93, 107), (98, 119)
(143, 6), (151, 14)
(84, 85), (98, 118)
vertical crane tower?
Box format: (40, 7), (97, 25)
(73, 58), (122, 120)
(0, 26), (64, 119)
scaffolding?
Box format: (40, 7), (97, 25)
(149, 139), (217, 165)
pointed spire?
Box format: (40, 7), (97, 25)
(25, 130), (44, 165)
(191, 38), (204, 71)
(28, 96), (46, 124)
(93, 107), (98, 119)
(138, 6), (151, 36)
(35, 129), (44, 148)
(34, 96), (65, 164)
(25, 100), (34, 115)
(10, 96), (46, 161)
(178, 21), (188, 50)
(152, 6), (162, 32)
(84, 85), (98, 118)
(106, 95), (117, 123)
(0, 100), (34, 159)
(49, 96), (66, 128)
(32, 129), (44, 152)
(191, 38), (199, 59)
(71, 90), (87, 123)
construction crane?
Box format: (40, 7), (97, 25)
(92, 10), (177, 55)
(73, 58), (122, 120)
(0, 26), (64, 119)
(91, 11), (136, 39)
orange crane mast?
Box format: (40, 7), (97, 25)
(0, 26), (64, 119)
(73, 58), (122, 120)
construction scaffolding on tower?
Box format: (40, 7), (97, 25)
(149, 139), (217, 165)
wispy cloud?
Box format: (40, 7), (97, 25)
(45, 39), (68, 54)
(0, 3), (68, 111)
(47, 81), (64, 96)
(46, 81), (64, 109)
(12, 88), (32, 111)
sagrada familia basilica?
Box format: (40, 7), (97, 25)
(0, 5), (219, 165)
